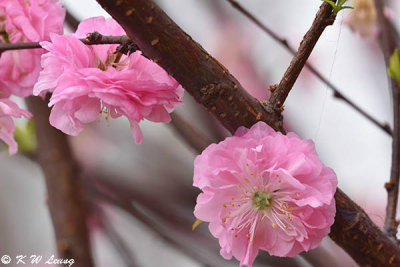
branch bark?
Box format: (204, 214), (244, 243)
(94, 0), (400, 265)
(331, 188), (400, 266)
(26, 96), (94, 267)
(0, 33), (136, 54)
(268, 2), (335, 111)
(96, 0), (284, 134)
(374, 0), (400, 238)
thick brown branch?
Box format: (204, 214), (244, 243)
(331, 189), (400, 266)
(94, 0), (400, 265)
(96, 0), (284, 134)
(268, 2), (336, 110)
(226, 0), (392, 135)
(374, 0), (400, 237)
(25, 96), (94, 267)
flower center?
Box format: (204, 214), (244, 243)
(252, 191), (272, 210)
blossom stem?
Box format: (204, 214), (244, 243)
(225, 0), (392, 136)
(374, 0), (400, 238)
(0, 33), (138, 54)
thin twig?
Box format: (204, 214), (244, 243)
(170, 111), (214, 153)
(94, 203), (139, 267)
(374, 0), (400, 238)
(25, 96), (94, 267)
(89, 179), (233, 267)
(269, 2), (336, 110)
(0, 33), (138, 54)
(226, 0), (392, 135)
(94, 0), (400, 265)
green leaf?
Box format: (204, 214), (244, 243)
(192, 219), (202, 231)
(322, 0), (337, 10)
(322, 0), (353, 14)
(388, 49), (400, 85)
(14, 119), (37, 154)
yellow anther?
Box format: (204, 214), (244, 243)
(272, 223), (277, 228)
(253, 186), (258, 190)
(223, 204), (227, 208)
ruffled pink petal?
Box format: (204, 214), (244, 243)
(193, 121), (337, 266)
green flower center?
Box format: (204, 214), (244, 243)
(252, 191), (272, 210)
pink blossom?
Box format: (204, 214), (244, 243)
(344, 0), (378, 38)
(193, 122), (337, 266)
(0, 0), (65, 97)
(343, 0), (393, 38)
(34, 17), (183, 143)
(0, 98), (32, 154)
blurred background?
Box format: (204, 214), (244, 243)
(1, 0), (400, 266)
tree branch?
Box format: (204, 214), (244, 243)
(96, 0), (284, 134)
(374, 0), (400, 238)
(331, 188), (400, 266)
(225, 0), (392, 136)
(25, 96), (94, 267)
(0, 33), (138, 54)
(268, 2), (336, 110)
(94, 0), (400, 265)
(169, 111), (214, 153)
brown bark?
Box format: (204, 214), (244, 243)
(331, 189), (400, 266)
(268, 2), (335, 111)
(96, 0), (284, 135)
(374, 0), (400, 237)
(26, 96), (94, 267)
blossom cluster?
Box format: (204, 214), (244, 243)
(0, 1), (183, 153)
(193, 122), (337, 266)
(344, 0), (393, 38)
(0, 0), (64, 154)
(34, 17), (183, 143)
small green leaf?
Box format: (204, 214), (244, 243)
(322, 0), (353, 14)
(388, 49), (400, 85)
(192, 219), (202, 231)
(322, 0), (337, 10)
(14, 119), (37, 154)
